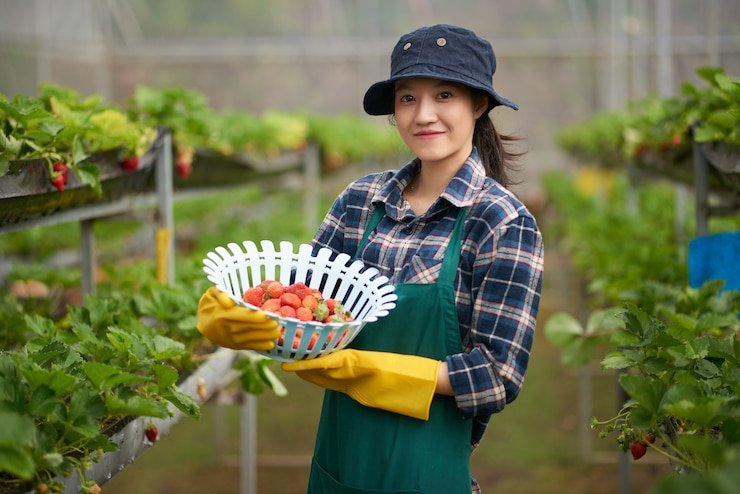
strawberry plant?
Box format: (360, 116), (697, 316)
(0, 84), (156, 195)
(682, 67), (740, 146)
(0, 257), (284, 492)
(547, 281), (739, 475)
(555, 66), (738, 187)
(543, 168), (740, 490)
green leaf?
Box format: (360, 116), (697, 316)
(560, 336), (604, 367)
(601, 351), (633, 370)
(0, 410), (36, 447)
(105, 393), (170, 419)
(619, 374), (666, 414)
(543, 312), (584, 346)
(148, 335), (185, 360)
(628, 404), (655, 430)
(652, 456), (740, 494)
(27, 385), (60, 417)
(106, 327), (133, 354)
(153, 364), (178, 391)
(685, 338), (711, 360)
(162, 387), (200, 420)
(257, 361), (288, 397)
(694, 358), (721, 379)
(585, 307), (624, 334)
(663, 397), (726, 427)
(71, 134), (87, 165)
(68, 388), (106, 425)
(0, 444), (36, 480)
(76, 163), (101, 195)
(83, 361), (143, 390)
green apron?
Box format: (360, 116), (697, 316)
(307, 206), (472, 494)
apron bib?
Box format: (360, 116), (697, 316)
(308, 206), (472, 494)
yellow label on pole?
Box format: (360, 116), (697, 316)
(156, 227), (172, 284)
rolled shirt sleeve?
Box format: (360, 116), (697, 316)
(447, 213), (544, 444)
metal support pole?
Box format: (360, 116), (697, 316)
(80, 218), (96, 295)
(155, 131), (175, 285)
(304, 142), (320, 235)
(693, 141), (709, 237)
(656, 0), (675, 97)
(240, 392), (257, 494)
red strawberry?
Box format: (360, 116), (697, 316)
(644, 433), (656, 444)
(279, 305), (296, 318)
(176, 160), (191, 179)
(53, 162), (69, 183)
(145, 423), (159, 443)
(50, 174), (65, 192)
(285, 282), (308, 295)
(261, 298), (282, 314)
(301, 294), (319, 310)
(280, 293), (302, 309)
(307, 333), (319, 350)
(325, 298), (336, 314)
(629, 442), (647, 460)
(266, 281), (285, 299)
(296, 307), (314, 321)
(243, 286), (265, 306)
(175, 148), (193, 179)
(121, 156), (140, 171)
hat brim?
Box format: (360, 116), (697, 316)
(362, 68), (518, 115)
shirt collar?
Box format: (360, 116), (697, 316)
(372, 148), (488, 219)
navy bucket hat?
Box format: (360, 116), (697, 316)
(363, 24), (518, 116)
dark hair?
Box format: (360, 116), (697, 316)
(473, 113), (524, 188)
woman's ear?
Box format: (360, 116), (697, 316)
(473, 94), (489, 119)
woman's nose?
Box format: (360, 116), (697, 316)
(414, 96), (437, 124)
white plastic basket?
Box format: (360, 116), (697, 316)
(202, 240), (397, 361)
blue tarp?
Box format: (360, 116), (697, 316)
(688, 231), (740, 291)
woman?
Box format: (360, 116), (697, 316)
(197, 24), (544, 494)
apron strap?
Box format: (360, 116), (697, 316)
(357, 205), (385, 257)
(438, 207), (467, 286)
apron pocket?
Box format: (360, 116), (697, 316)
(310, 459), (423, 494)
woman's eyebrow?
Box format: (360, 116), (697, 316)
(395, 80), (458, 92)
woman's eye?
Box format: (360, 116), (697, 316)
(438, 91), (452, 99)
(398, 94), (414, 103)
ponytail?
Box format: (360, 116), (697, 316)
(473, 106), (524, 188)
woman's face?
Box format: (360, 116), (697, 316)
(394, 77), (487, 170)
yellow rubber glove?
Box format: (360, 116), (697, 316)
(197, 287), (280, 351)
(281, 349), (440, 420)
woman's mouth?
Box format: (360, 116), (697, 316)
(414, 130), (444, 140)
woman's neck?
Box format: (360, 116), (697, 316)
(404, 149), (470, 216)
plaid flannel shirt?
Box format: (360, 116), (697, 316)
(311, 149), (544, 447)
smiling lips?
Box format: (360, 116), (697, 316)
(414, 130), (445, 139)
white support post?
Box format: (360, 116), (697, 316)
(80, 218), (96, 295)
(241, 393), (258, 494)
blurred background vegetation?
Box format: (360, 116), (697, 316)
(1, 1), (739, 493)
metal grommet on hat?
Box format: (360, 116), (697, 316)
(403, 42), (412, 50)
(436, 37), (446, 47)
